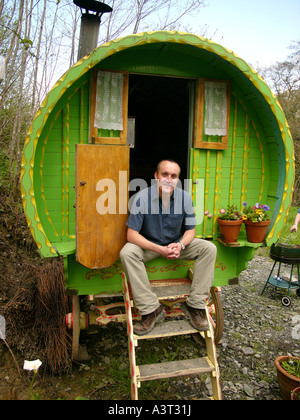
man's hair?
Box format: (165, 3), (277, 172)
(156, 159), (181, 175)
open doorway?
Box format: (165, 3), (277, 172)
(128, 74), (192, 186)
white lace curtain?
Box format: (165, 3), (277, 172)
(94, 71), (124, 131)
(204, 81), (227, 136)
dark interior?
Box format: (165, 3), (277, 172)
(128, 74), (191, 186)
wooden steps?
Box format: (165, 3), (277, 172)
(122, 273), (222, 400)
(134, 319), (198, 340)
(137, 357), (214, 382)
(152, 283), (191, 300)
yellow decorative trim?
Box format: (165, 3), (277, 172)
(21, 30), (294, 255)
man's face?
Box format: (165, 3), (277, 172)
(154, 161), (180, 197)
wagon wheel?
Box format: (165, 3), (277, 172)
(282, 296), (292, 307)
(207, 286), (224, 344)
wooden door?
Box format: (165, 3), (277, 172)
(76, 144), (129, 269)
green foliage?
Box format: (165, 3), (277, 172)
(243, 202), (271, 223)
(20, 38), (33, 50)
(281, 358), (300, 378)
(0, 147), (9, 190)
(256, 207), (300, 257)
(277, 207), (300, 245)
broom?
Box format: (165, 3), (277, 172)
(34, 257), (72, 374)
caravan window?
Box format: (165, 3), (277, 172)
(194, 79), (231, 150)
(90, 70), (129, 145)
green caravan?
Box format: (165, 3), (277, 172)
(21, 31), (294, 386)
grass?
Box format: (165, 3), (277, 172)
(276, 206), (300, 244)
(256, 206), (300, 257)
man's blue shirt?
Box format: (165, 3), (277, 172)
(126, 184), (197, 246)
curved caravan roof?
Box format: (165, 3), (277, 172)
(21, 31), (294, 258)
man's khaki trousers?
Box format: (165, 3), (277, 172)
(120, 238), (217, 315)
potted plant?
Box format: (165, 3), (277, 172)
(216, 205), (243, 244)
(242, 202), (271, 243)
(291, 387), (300, 400)
(275, 356), (300, 400)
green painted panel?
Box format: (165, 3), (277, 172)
(192, 86), (275, 241)
(66, 254), (124, 295)
(21, 31), (294, 289)
(65, 240), (257, 296)
(33, 80), (90, 245)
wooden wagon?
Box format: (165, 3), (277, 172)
(21, 31), (294, 399)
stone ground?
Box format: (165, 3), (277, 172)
(218, 255), (300, 400)
(0, 255), (300, 400)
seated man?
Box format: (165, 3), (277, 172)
(120, 159), (217, 336)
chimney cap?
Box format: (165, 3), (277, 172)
(74, 0), (112, 15)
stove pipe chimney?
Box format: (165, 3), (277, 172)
(74, 0), (113, 61)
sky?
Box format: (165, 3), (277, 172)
(186, 0), (300, 67)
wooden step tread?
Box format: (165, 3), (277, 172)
(153, 284), (191, 300)
(134, 319), (198, 340)
(149, 278), (191, 287)
(137, 357), (214, 382)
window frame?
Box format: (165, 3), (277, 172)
(194, 78), (231, 150)
(90, 69), (129, 145)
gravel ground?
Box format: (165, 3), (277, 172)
(77, 254), (300, 401)
(218, 255), (300, 400)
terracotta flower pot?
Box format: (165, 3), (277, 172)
(244, 219), (271, 243)
(275, 356), (300, 400)
(217, 218), (243, 244)
(291, 387), (300, 400)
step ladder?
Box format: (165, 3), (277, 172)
(122, 273), (222, 400)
